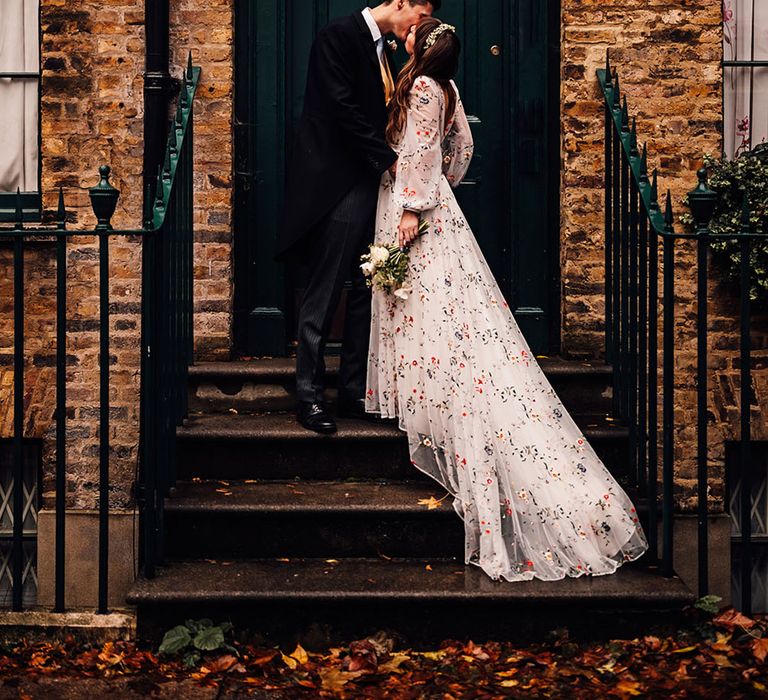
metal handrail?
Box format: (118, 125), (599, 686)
(598, 50), (757, 613)
(0, 54), (200, 613)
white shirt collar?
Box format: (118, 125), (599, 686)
(361, 7), (383, 44)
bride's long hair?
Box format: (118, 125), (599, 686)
(385, 17), (461, 145)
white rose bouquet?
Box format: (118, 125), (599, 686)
(359, 219), (429, 300)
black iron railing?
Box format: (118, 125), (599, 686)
(598, 52), (760, 613)
(0, 55), (199, 613)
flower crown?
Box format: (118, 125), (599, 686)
(423, 23), (456, 50)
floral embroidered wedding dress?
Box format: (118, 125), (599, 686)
(365, 75), (649, 582)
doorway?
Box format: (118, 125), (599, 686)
(233, 0), (561, 356)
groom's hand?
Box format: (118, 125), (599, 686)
(388, 159), (398, 178)
(398, 209), (420, 248)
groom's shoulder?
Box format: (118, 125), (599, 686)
(319, 13), (359, 40)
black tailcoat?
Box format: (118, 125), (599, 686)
(276, 10), (398, 260)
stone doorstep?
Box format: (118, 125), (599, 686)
(127, 558), (693, 606)
(187, 356), (615, 415)
(164, 478), (647, 519)
(165, 479), (453, 514)
(176, 411), (628, 442)
(188, 356), (614, 381)
(0, 610), (136, 645)
(173, 412), (633, 484)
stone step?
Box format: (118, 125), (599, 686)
(164, 479), (650, 560)
(188, 356), (614, 415)
(176, 413), (635, 488)
(128, 558), (694, 646)
(164, 479), (463, 559)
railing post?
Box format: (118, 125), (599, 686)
(637, 144), (649, 498)
(611, 73), (622, 416)
(54, 188), (68, 612)
(738, 195), (754, 615)
(662, 191), (675, 577)
(619, 97), (630, 421)
(604, 51), (613, 364)
(89, 166), (120, 614)
(628, 118), (640, 488)
(12, 190), (25, 611)
(647, 170), (660, 562)
(140, 181), (158, 578)
(687, 167), (718, 597)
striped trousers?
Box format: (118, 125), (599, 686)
(295, 176), (379, 404)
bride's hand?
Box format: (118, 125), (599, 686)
(398, 210), (420, 248)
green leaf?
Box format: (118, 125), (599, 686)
(694, 594), (723, 615)
(159, 625), (193, 655)
(193, 625), (225, 651)
(183, 649), (202, 669)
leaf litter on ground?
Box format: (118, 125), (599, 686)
(1, 606), (768, 697)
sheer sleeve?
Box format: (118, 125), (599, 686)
(443, 82), (474, 187)
(393, 76), (445, 213)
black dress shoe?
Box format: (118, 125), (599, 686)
(297, 401), (337, 434)
(337, 396), (373, 420)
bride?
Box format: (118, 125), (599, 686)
(365, 17), (649, 582)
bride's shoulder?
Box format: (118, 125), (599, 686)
(410, 75), (443, 99)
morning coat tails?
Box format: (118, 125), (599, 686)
(276, 10), (399, 261)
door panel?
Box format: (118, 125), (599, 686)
(234, 1), (559, 356)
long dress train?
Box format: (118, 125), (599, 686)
(365, 75), (649, 582)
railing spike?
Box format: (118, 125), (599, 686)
(187, 52), (194, 83)
(162, 148), (172, 181)
(169, 121), (178, 155)
(650, 169), (659, 210)
(621, 96), (629, 132)
(612, 74), (621, 111)
(630, 117), (639, 156)
(664, 189), (674, 231)
(14, 188), (23, 229)
(640, 143), (649, 183)
(57, 187), (67, 230)
(180, 82), (188, 109)
(155, 165), (164, 207)
(175, 101), (183, 127)
(143, 182), (154, 229)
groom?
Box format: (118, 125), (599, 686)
(277, 1), (438, 434)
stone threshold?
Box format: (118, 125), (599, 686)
(0, 609), (136, 644)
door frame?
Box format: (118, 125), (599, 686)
(233, 0), (561, 357)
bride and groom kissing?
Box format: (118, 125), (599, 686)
(276, 1), (649, 584)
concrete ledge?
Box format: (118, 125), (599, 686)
(37, 509), (138, 610)
(661, 512), (732, 607)
(0, 609), (135, 644)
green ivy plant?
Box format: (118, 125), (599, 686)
(681, 148), (768, 304)
(158, 618), (236, 668)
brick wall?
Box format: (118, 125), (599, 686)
(561, 0), (768, 512)
(1, 0), (762, 515)
(0, 0), (234, 509)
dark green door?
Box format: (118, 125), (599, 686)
(234, 1), (560, 357)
